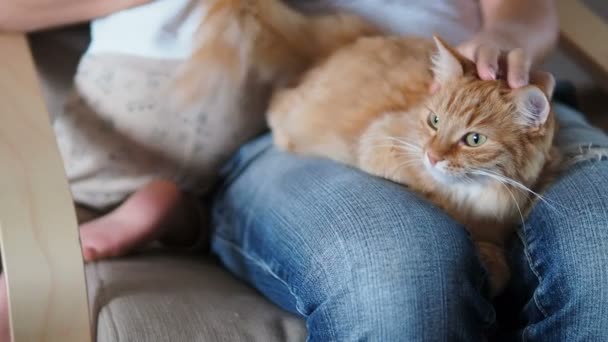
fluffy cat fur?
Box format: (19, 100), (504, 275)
(187, 0), (559, 295)
(176, 0), (378, 106)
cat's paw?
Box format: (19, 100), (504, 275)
(476, 241), (510, 297)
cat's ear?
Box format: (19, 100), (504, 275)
(431, 35), (466, 85)
(513, 86), (551, 129)
(529, 70), (556, 100)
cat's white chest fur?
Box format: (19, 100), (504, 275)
(423, 157), (516, 222)
(447, 183), (514, 221)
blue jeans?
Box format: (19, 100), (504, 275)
(211, 103), (608, 341)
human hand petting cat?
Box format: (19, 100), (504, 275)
(428, 33), (532, 94)
(455, 0), (558, 89)
(457, 32), (531, 89)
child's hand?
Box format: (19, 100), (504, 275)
(458, 31), (531, 89)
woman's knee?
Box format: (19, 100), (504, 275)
(302, 193), (494, 341)
(522, 160), (608, 333)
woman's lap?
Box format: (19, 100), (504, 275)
(211, 135), (494, 340)
(211, 103), (608, 341)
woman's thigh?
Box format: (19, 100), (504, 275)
(211, 134), (495, 341)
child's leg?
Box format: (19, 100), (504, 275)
(79, 180), (205, 262)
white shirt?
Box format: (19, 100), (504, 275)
(86, 0), (482, 59)
(342, 0), (482, 44)
(86, 0), (202, 59)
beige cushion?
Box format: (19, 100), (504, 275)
(86, 252), (306, 341)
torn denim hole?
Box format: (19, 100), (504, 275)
(562, 144), (608, 167)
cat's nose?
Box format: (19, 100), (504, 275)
(426, 152), (441, 166)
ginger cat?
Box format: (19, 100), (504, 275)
(269, 36), (558, 295)
(187, 0), (558, 295)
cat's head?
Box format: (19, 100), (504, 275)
(416, 36), (556, 187)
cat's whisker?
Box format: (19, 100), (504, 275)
(397, 147), (422, 156)
(470, 170), (534, 197)
(472, 169), (561, 211)
(383, 136), (420, 148)
(397, 142), (421, 151)
(367, 144), (421, 157)
(367, 143), (420, 152)
(361, 136), (423, 158)
(390, 158), (422, 179)
(470, 170), (535, 219)
(360, 135), (403, 144)
(382, 136), (422, 151)
(395, 150), (421, 158)
(497, 181), (526, 229)
(368, 144), (401, 149)
(469, 169), (565, 215)
(393, 159), (422, 170)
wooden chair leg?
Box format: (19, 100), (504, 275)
(0, 33), (92, 342)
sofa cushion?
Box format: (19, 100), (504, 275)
(86, 252), (306, 341)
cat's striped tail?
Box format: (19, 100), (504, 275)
(174, 0), (378, 106)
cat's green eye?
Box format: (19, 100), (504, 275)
(464, 132), (487, 147)
(428, 113), (439, 130)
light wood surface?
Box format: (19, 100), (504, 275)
(557, 0), (608, 89)
(0, 33), (91, 342)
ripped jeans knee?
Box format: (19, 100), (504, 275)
(553, 102), (608, 165)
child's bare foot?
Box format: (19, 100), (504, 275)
(0, 275), (10, 342)
(79, 180), (201, 262)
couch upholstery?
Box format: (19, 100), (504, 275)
(87, 252), (305, 341)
